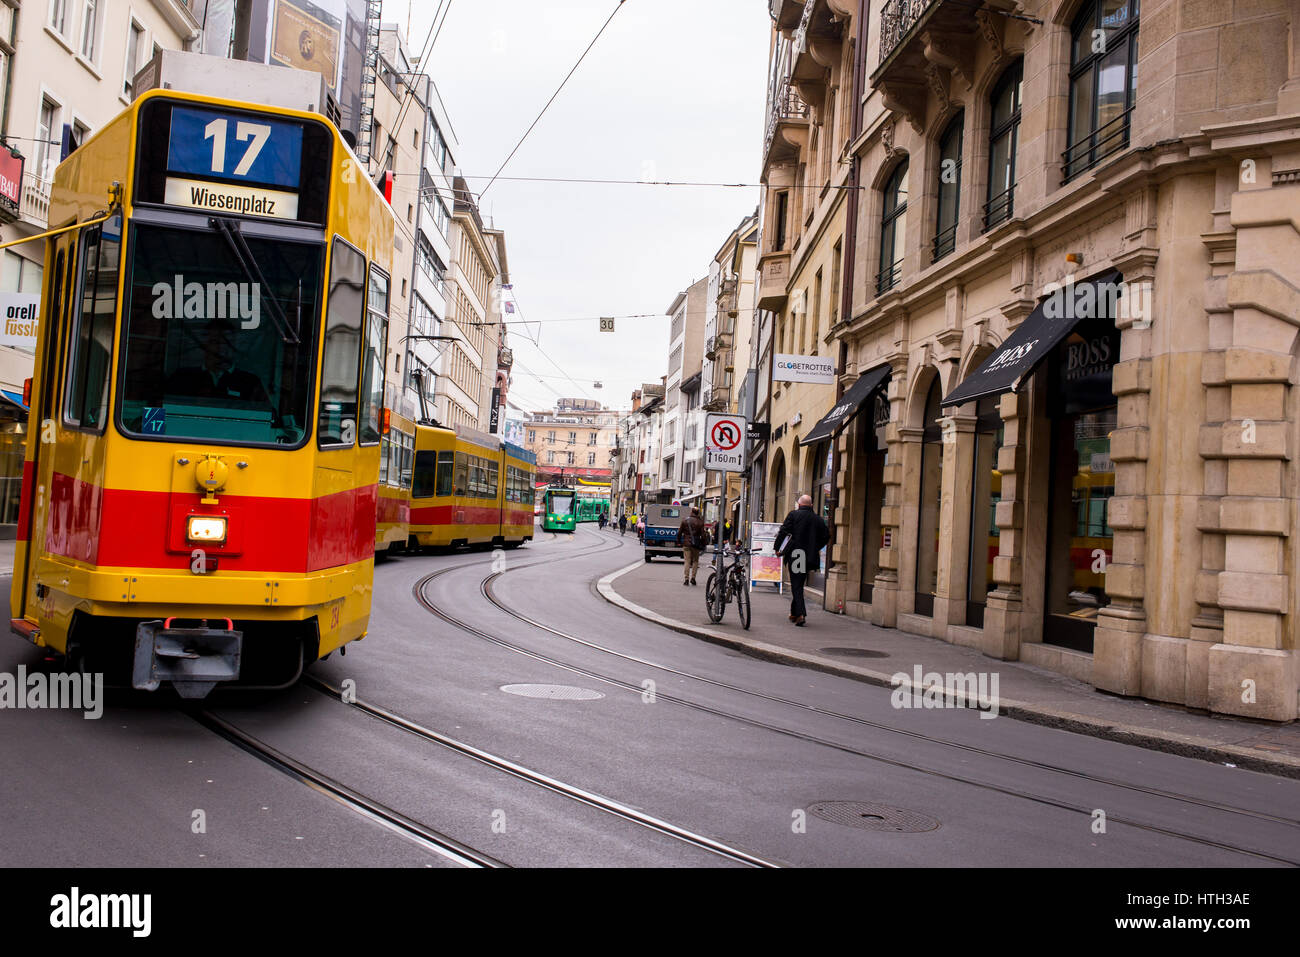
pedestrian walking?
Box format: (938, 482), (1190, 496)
(773, 493), (830, 627)
(598, 510), (607, 531)
(675, 507), (711, 586)
(618, 513), (627, 536)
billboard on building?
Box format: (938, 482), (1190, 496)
(0, 146), (22, 218)
(0, 293), (40, 352)
(270, 0), (342, 92)
(773, 354), (835, 384)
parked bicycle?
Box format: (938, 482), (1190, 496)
(704, 546), (751, 629)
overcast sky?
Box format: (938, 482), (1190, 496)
(390, 0), (771, 413)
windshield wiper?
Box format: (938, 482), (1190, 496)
(210, 216), (300, 345)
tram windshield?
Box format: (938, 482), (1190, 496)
(549, 492), (574, 516)
(118, 222), (322, 447)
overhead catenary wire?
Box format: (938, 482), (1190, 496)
(479, 0), (629, 200)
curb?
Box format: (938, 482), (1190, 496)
(595, 563), (1300, 780)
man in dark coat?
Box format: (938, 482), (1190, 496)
(675, 507), (710, 586)
(774, 493), (830, 626)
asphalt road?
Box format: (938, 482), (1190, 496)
(2, 524), (1298, 867)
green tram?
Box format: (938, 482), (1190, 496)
(541, 486), (578, 532)
(539, 484), (610, 531)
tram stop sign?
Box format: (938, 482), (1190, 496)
(705, 412), (746, 472)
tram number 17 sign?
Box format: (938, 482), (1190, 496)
(705, 412), (746, 472)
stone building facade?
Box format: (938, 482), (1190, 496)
(771, 0), (1300, 721)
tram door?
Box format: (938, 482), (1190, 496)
(16, 233), (74, 621)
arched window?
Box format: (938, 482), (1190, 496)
(771, 453), (787, 517)
(933, 112), (964, 261)
(1064, 0), (1139, 180)
(984, 60), (1022, 230)
(877, 160), (908, 295)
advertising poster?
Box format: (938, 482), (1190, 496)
(750, 521), (783, 591)
(0, 293), (40, 352)
(270, 0), (342, 93)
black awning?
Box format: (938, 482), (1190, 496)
(800, 363), (891, 446)
(943, 269), (1123, 408)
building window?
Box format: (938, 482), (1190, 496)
(984, 60), (1022, 231)
(933, 112), (963, 261)
(547, 430), (555, 443)
(36, 98), (57, 182)
(547, 451), (554, 464)
(588, 432), (596, 445)
(876, 160), (908, 295)
(1064, 0), (1139, 181)
(773, 191), (788, 251)
(568, 431), (576, 444)
(49, 0), (68, 35)
(588, 452), (596, 465)
(830, 239), (842, 326)
(124, 21), (145, 97)
(80, 0), (99, 61)
(416, 234), (445, 282)
(567, 451), (574, 465)
(528, 429), (536, 443)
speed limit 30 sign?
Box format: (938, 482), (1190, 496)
(705, 412), (746, 472)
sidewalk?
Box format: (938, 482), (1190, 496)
(599, 556), (1300, 778)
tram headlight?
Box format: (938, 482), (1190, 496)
(187, 515), (228, 544)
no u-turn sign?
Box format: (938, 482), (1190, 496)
(705, 412), (746, 472)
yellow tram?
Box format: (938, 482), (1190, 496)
(9, 89), (396, 696)
(408, 423), (536, 549)
(376, 409), (415, 554)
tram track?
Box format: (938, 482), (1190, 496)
(191, 531), (775, 869)
(409, 528), (1300, 866)
(299, 674), (778, 868)
(189, 708), (505, 868)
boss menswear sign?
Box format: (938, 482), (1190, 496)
(773, 354), (835, 384)
(705, 412), (746, 472)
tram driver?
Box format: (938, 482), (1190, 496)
(165, 319), (271, 406)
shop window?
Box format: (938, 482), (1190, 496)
(965, 393), (1004, 627)
(858, 391), (889, 604)
(1045, 322), (1119, 652)
(915, 378), (944, 616)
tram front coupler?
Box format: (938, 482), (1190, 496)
(133, 618), (243, 699)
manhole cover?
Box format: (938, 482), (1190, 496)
(819, 647), (889, 658)
(806, 801), (939, 832)
(500, 683), (605, 701)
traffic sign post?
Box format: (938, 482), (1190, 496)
(704, 412), (745, 473)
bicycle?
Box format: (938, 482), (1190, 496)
(704, 546), (751, 629)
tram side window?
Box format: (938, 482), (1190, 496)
(454, 451), (468, 496)
(319, 238), (365, 447)
(379, 435), (390, 484)
(435, 450), (454, 495)
(398, 430), (414, 489)
(65, 220), (121, 432)
(486, 460), (499, 499)
(359, 267), (389, 446)
(412, 450), (437, 498)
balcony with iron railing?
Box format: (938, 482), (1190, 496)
(763, 80), (810, 169)
(872, 0), (988, 117)
(20, 174), (51, 227)
(702, 387), (731, 412)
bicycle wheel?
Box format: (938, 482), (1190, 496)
(705, 572), (724, 623)
(733, 570), (750, 630)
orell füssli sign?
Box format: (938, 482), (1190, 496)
(0, 293), (39, 351)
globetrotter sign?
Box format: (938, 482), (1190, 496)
(773, 354), (835, 384)
(704, 412), (746, 472)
